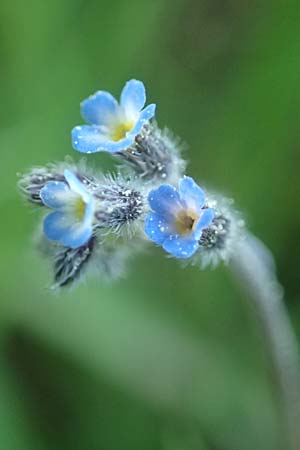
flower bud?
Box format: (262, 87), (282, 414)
(117, 123), (186, 186)
(197, 197), (245, 268)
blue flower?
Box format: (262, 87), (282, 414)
(72, 79), (156, 154)
(144, 177), (215, 258)
(40, 169), (95, 248)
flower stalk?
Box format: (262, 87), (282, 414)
(231, 233), (300, 450)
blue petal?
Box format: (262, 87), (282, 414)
(81, 91), (118, 125)
(193, 208), (215, 240)
(179, 176), (205, 211)
(72, 125), (135, 154)
(40, 181), (69, 209)
(129, 104), (156, 136)
(144, 212), (173, 245)
(162, 236), (199, 259)
(148, 184), (181, 216)
(64, 169), (88, 200)
(95, 136), (135, 153)
(43, 211), (72, 241)
(43, 211), (92, 248)
(60, 224), (93, 249)
(83, 195), (95, 225)
(120, 79), (146, 114)
(72, 125), (110, 153)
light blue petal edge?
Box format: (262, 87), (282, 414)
(179, 176), (205, 211)
(83, 196), (95, 225)
(40, 181), (69, 209)
(120, 79), (146, 113)
(81, 90), (118, 125)
(193, 208), (215, 240)
(130, 104), (156, 136)
(63, 169), (88, 199)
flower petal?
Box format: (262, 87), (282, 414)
(179, 176), (205, 211)
(72, 125), (134, 154)
(64, 169), (89, 200)
(148, 184), (181, 216)
(193, 208), (215, 240)
(83, 195), (95, 225)
(162, 236), (199, 259)
(144, 212), (173, 245)
(96, 136), (135, 153)
(120, 79), (146, 115)
(81, 91), (118, 125)
(40, 181), (70, 209)
(60, 223), (93, 249)
(43, 211), (92, 248)
(72, 125), (111, 154)
(43, 211), (73, 241)
(128, 104), (156, 134)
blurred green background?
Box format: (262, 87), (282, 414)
(1, 0), (300, 449)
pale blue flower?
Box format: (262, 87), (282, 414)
(72, 79), (156, 154)
(144, 177), (215, 258)
(40, 169), (95, 248)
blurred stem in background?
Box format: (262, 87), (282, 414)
(231, 233), (300, 450)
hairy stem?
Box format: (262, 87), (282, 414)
(231, 233), (300, 450)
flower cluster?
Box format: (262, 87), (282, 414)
(18, 79), (244, 289)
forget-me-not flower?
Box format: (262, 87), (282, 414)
(144, 177), (215, 258)
(40, 169), (95, 248)
(72, 79), (156, 154)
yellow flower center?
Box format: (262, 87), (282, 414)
(75, 197), (86, 220)
(112, 121), (134, 142)
(175, 210), (198, 236)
